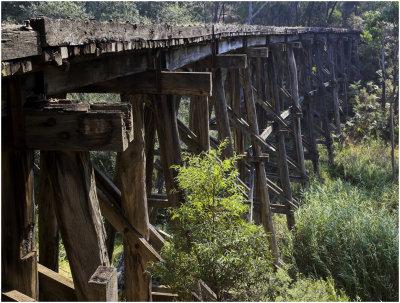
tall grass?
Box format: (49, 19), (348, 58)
(289, 141), (399, 301)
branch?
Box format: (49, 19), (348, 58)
(327, 1), (338, 25)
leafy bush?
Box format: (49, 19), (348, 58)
(291, 178), (399, 301)
(345, 83), (389, 142)
(149, 144), (348, 301)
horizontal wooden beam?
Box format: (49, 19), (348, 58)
(25, 100), (133, 151)
(246, 47), (269, 57)
(43, 51), (149, 95)
(2, 27), (41, 61)
(38, 263), (77, 301)
(72, 71), (212, 96)
(201, 54), (248, 69)
(241, 154), (269, 163)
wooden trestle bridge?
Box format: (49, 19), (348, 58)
(1, 17), (360, 302)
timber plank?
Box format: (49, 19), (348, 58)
(37, 264), (77, 302)
(74, 71), (212, 96)
(1, 288), (36, 302)
(25, 101), (132, 151)
(43, 51), (148, 95)
(43, 151), (109, 301)
(2, 150), (38, 300)
(119, 94), (152, 301)
(38, 153), (59, 274)
(1, 27), (41, 61)
(96, 188), (161, 262)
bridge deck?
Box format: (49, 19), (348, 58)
(2, 17), (360, 76)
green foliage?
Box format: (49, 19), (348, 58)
(274, 271), (349, 302)
(290, 142), (399, 302)
(345, 82), (389, 141)
(149, 143), (274, 301)
(149, 143), (348, 301)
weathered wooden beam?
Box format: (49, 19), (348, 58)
(30, 18), (213, 47)
(241, 154), (269, 162)
(189, 65), (210, 151)
(301, 42), (319, 173)
(148, 225), (166, 252)
(2, 149), (38, 300)
(118, 94), (152, 301)
(25, 100), (133, 151)
(94, 164), (164, 261)
(241, 60), (279, 261)
(96, 187), (162, 263)
(201, 54), (248, 69)
(43, 151), (109, 301)
(327, 40), (342, 135)
(74, 71), (212, 96)
(211, 68), (234, 158)
(165, 43), (212, 70)
(246, 47), (269, 57)
(1, 288), (36, 302)
(231, 69), (246, 182)
(87, 266), (118, 302)
(268, 51), (295, 230)
(287, 45), (308, 186)
(43, 51), (148, 95)
(177, 118), (204, 154)
(1, 26), (41, 61)
(38, 152), (59, 273)
(153, 95), (184, 206)
(37, 264), (77, 301)
(315, 40), (334, 164)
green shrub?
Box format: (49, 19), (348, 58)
(149, 144), (348, 301)
(292, 178), (398, 301)
(345, 83), (389, 142)
(273, 270), (349, 302)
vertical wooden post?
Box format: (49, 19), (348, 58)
(231, 69), (246, 182)
(268, 51), (296, 230)
(144, 105), (156, 194)
(211, 68), (234, 158)
(104, 153), (121, 262)
(2, 150), (38, 300)
(88, 266), (118, 302)
(353, 37), (361, 79)
(255, 57), (268, 130)
(189, 95), (210, 152)
(242, 62), (280, 261)
(303, 42), (319, 174)
(38, 153), (59, 273)
(315, 39), (334, 165)
(153, 94), (184, 206)
(338, 38), (348, 116)
(119, 94), (152, 301)
(38, 93), (67, 272)
(2, 78), (38, 300)
(43, 150), (109, 301)
(189, 64), (210, 152)
(328, 38), (342, 135)
(287, 45), (308, 186)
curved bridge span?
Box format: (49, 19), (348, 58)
(2, 18), (360, 301)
